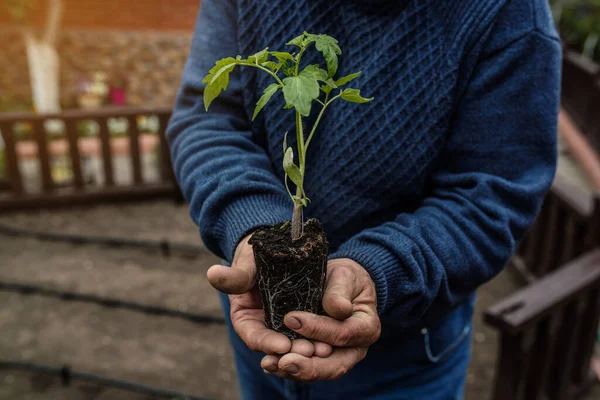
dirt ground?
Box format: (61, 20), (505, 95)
(0, 201), (598, 400)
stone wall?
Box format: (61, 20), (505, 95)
(0, 28), (192, 109)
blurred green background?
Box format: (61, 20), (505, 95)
(552, 0), (600, 61)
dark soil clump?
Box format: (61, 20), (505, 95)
(249, 218), (328, 339)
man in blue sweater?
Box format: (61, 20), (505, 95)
(167, 0), (561, 398)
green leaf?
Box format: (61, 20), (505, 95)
(283, 147), (303, 189)
(270, 51), (294, 63)
(248, 47), (269, 64)
(303, 65), (328, 82)
(320, 78), (338, 95)
(282, 63), (296, 77)
(283, 131), (288, 154)
(335, 71), (361, 87)
(261, 61), (280, 72)
(253, 83), (280, 120)
(202, 57), (237, 111)
(340, 88), (374, 104)
(325, 78), (338, 88)
(306, 34), (342, 78)
(282, 70), (320, 117)
(286, 33), (306, 48)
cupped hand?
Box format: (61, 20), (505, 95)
(261, 258), (381, 381)
(207, 234), (333, 358)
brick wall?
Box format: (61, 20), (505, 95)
(0, 0), (199, 32)
(0, 0), (200, 109)
(0, 28), (192, 108)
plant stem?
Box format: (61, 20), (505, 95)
(305, 93), (341, 152)
(296, 112), (305, 173)
(291, 111), (305, 240)
(238, 61), (285, 86)
(291, 192), (303, 241)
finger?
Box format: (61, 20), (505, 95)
(323, 262), (358, 320)
(268, 369), (293, 380)
(312, 341), (333, 358)
(261, 354), (281, 373)
(234, 316), (292, 354)
(207, 264), (254, 294)
(277, 348), (368, 382)
(289, 339), (315, 357)
(284, 311), (380, 348)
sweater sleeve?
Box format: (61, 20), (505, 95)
(166, 0), (291, 261)
(330, 28), (561, 325)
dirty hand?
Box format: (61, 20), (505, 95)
(261, 258), (381, 381)
(207, 234), (333, 358)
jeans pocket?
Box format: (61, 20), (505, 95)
(422, 324), (471, 363)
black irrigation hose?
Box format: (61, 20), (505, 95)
(0, 360), (212, 400)
(0, 280), (226, 326)
(0, 222), (207, 258)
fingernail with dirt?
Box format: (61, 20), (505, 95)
(286, 317), (301, 330)
(284, 364), (299, 374)
(264, 363), (279, 372)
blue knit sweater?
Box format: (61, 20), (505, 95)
(167, 0), (560, 329)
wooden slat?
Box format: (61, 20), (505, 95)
(32, 120), (54, 192)
(515, 328), (537, 400)
(96, 117), (114, 186)
(0, 122), (23, 194)
(548, 299), (587, 400)
(559, 217), (579, 265)
(64, 119), (84, 189)
(0, 106), (172, 123)
(525, 202), (550, 274)
(492, 333), (525, 400)
(522, 316), (560, 400)
(584, 197), (600, 251)
(0, 183), (176, 211)
(571, 288), (600, 386)
(537, 197), (563, 275)
(485, 250), (600, 334)
(126, 115), (143, 184)
(158, 113), (173, 183)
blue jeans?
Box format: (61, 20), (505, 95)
(220, 293), (473, 400)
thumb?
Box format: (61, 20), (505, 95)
(207, 263), (255, 294)
(207, 237), (256, 294)
(322, 261), (356, 320)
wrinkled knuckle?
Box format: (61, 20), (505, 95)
(247, 341), (260, 352)
(247, 335), (262, 352)
(336, 327), (353, 347)
(336, 264), (354, 278)
(305, 367), (319, 382)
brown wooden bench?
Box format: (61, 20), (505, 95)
(0, 106), (180, 211)
(486, 249), (600, 400)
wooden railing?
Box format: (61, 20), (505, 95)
(486, 249), (600, 400)
(486, 46), (600, 400)
(492, 179), (600, 400)
(515, 178), (596, 280)
(0, 107), (180, 211)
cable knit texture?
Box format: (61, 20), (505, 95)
(167, 0), (561, 328)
